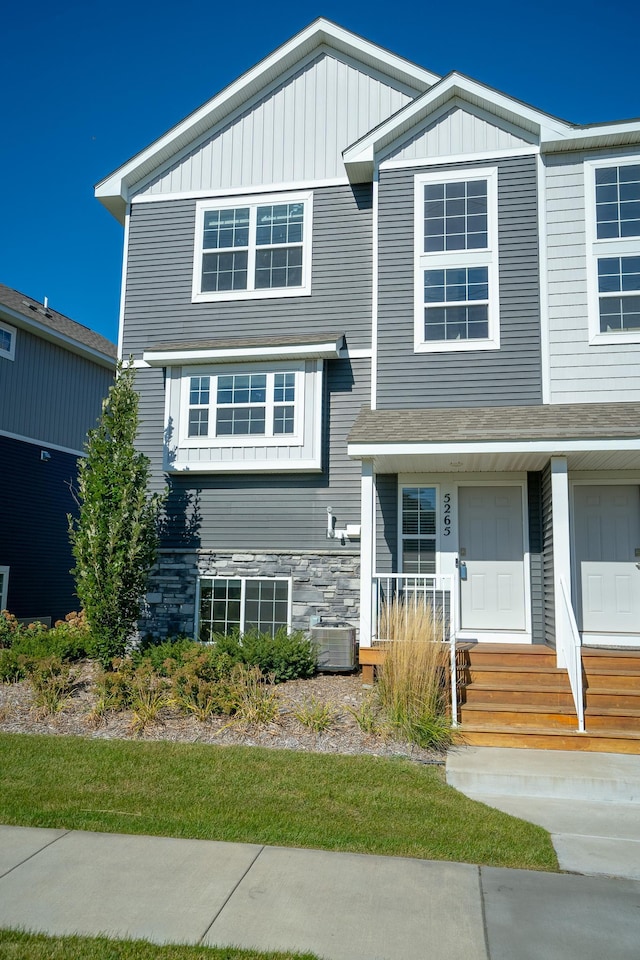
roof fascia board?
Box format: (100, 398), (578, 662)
(143, 337), (344, 366)
(347, 438), (640, 458)
(542, 122), (640, 154)
(343, 74), (574, 178)
(0, 304), (116, 368)
(95, 19), (438, 217)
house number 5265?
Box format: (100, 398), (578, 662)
(443, 493), (451, 536)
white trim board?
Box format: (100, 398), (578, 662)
(0, 429), (85, 459)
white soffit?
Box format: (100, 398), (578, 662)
(143, 335), (345, 366)
(95, 19), (438, 222)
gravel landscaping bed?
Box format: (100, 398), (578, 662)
(0, 662), (445, 763)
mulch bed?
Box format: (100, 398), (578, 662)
(0, 662), (444, 763)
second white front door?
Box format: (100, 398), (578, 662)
(458, 485), (526, 632)
(573, 484), (640, 644)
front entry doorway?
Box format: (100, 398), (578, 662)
(573, 484), (640, 646)
(458, 485), (527, 634)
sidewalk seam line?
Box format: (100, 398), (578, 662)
(478, 866), (492, 960)
(0, 828), (72, 881)
(197, 845), (266, 945)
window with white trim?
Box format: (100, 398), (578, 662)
(193, 191), (313, 302)
(182, 365), (302, 445)
(586, 159), (640, 344)
(400, 487), (437, 574)
(414, 168), (499, 353)
(198, 576), (291, 640)
(0, 321), (16, 361)
(0, 567), (9, 611)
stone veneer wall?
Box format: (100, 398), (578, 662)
(141, 548), (361, 640)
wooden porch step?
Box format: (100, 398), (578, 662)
(587, 691), (640, 709)
(466, 666), (570, 688)
(458, 645), (557, 669)
(460, 703), (578, 731)
(462, 684), (575, 707)
(458, 726), (640, 754)
(584, 672), (640, 690)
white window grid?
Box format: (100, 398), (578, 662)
(414, 167), (499, 353)
(586, 157), (640, 345)
(182, 364), (302, 447)
(192, 191), (313, 303)
(0, 321), (16, 361)
(197, 576), (292, 641)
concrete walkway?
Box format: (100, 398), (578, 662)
(1, 825), (639, 960)
(446, 747), (640, 881)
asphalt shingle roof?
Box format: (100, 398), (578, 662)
(348, 403), (640, 444)
(0, 284), (117, 360)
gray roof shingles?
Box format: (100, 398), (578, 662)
(0, 284), (117, 360)
(348, 404), (640, 444)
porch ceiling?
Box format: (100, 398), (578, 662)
(347, 403), (640, 474)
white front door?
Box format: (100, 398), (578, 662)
(573, 485), (640, 645)
(458, 485), (526, 632)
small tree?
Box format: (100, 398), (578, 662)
(69, 361), (164, 667)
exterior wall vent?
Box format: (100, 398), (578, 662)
(311, 625), (356, 672)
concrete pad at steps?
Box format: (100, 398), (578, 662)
(552, 835), (640, 881)
(0, 830), (262, 944)
(466, 795), (640, 842)
(482, 867), (640, 960)
(205, 845), (487, 960)
(0, 826), (67, 878)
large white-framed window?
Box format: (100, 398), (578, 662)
(0, 321), (16, 361)
(586, 158), (640, 345)
(414, 167), (499, 353)
(197, 576), (292, 640)
(180, 362), (304, 448)
(192, 191), (313, 303)
(399, 486), (438, 574)
(0, 566), (9, 611)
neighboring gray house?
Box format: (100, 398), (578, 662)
(96, 20), (640, 749)
(0, 285), (116, 623)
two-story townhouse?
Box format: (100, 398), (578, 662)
(96, 20), (640, 749)
(0, 285), (116, 623)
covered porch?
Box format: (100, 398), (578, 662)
(348, 402), (640, 751)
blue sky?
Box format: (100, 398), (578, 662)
(2, 0), (638, 344)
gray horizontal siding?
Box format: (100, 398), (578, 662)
(375, 474), (398, 573)
(376, 155), (542, 407)
(123, 183), (373, 355)
(135, 358), (369, 552)
(0, 328), (113, 450)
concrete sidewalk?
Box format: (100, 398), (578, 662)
(446, 747), (640, 881)
(1, 825), (639, 960)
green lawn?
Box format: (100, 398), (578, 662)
(0, 930), (319, 960)
(0, 733), (558, 870)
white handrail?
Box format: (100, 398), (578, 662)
(558, 575), (585, 732)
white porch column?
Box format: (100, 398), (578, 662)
(551, 456), (572, 668)
(358, 460), (375, 648)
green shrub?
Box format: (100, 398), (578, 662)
(0, 610), (23, 648)
(213, 628), (317, 683)
(135, 636), (202, 675)
(0, 647), (24, 683)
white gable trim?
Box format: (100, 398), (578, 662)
(131, 177), (351, 205)
(96, 19), (437, 221)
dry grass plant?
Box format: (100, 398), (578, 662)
(26, 656), (77, 715)
(376, 598), (452, 750)
(293, 696), (337, 733)
(222, 664), (280, 729)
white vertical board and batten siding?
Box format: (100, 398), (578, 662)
(132, 52), (415, 198)
(545, 150), (640, 402)
(135, 359), (369, 552)
(122, 184), (373, 356)
(383, 104), (536, 163)
(376, 155), (543, 407)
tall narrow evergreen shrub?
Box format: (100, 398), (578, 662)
(69, 361), (163, 667)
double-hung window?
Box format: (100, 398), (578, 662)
(586, 159), (640, 344)
(183, 365), (301, 445)
(400, 487), (437, 574)
(414, 168), (499, 352)
(193, 191), (312, 302)
(198, 576), (291, 640)
(0, 321), (16, 361)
